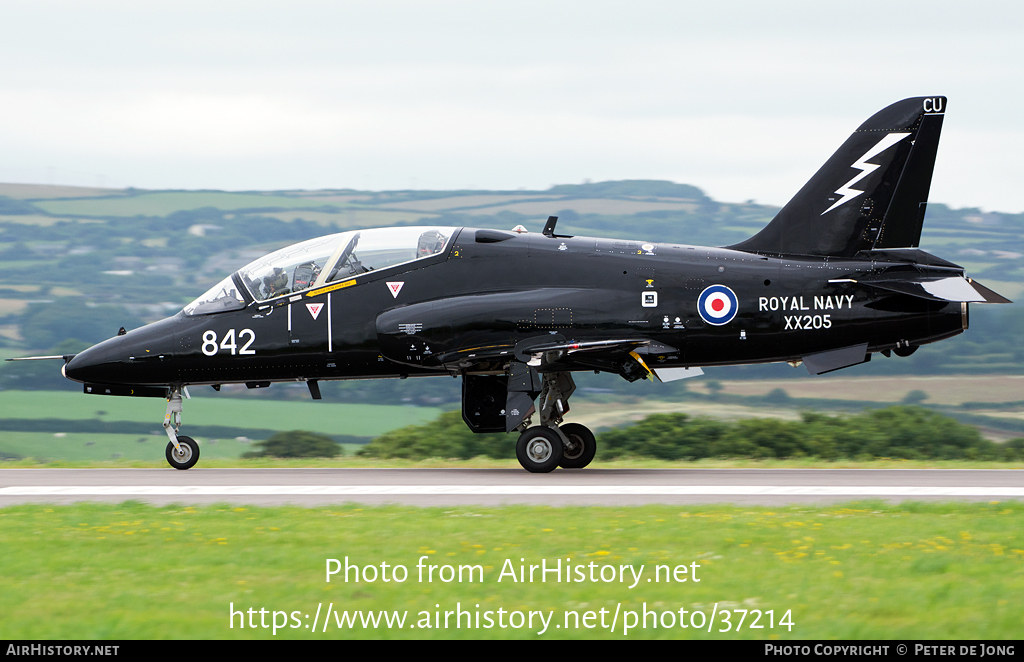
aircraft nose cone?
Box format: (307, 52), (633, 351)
(62, 339), (124, 384)
(63, 317), (183, 386)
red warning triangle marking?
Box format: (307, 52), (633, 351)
(306, 303), (324, 320)
(387, 281), (405, 298)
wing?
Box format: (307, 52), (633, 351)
(434, 336), (696, 383)
(375, 289), (703, 382)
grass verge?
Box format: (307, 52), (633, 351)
(0, 432), (367, 463)
(0, 501), (1021, 639)
(0, 391), (439, 437)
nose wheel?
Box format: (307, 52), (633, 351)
(165, 436), (200, 470)
(515, 422), (596, 473)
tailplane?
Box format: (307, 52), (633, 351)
(729, 96), (946, 257)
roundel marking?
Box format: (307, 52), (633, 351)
(697, 284), (739, 326)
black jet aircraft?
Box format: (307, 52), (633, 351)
(13, 96), (1010, 472)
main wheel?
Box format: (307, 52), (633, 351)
(559, 423), (596, 469)
(166, 436), (200, 470)
(516, 427), (563, 473)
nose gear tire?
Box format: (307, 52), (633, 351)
(558, 422), (596, 469)
(516, 427), (563, 473)
(166, 436), (200, 470)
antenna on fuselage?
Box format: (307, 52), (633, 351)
(542, 216), (558, 237)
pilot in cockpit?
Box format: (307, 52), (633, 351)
(417, 229), (447, 258)
(262, 267), (290, 299)
(292, 262), (321, 292)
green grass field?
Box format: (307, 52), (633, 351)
(0, 502), (1021, 639)
(259, 209), (438, 227)
(34, 192), (344, 217)
(0, 214), (69, 226)
(0, 432), (250, 461)
(0, 432), (366, 462)
(0, 391), (440, 437)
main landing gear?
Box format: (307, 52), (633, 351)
(558, 423), (597, 469)
(515, 422), (597, 473)
(514, 372), (597, 473)
(163, 386), (200, 470)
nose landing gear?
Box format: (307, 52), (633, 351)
(163, 386), (200, 470)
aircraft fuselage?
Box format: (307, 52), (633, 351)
(63, 228), (966, 389)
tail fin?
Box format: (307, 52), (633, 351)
(729, 96), (946, 257)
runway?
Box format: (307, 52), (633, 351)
(1, 468), (1023, 505)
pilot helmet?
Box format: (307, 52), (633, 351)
(292, 263), (320, 290)
(417, 230), (445, 257)
(265, 267), (289, 291)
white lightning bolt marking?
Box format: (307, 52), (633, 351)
(821, 132), (910, 215)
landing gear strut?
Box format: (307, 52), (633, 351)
(513, 371), (596, 473)
(163, 386), (200, 470)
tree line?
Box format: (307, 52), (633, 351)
(358, 407), (1024, 462)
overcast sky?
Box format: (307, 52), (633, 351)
(1, 1), (1022, 212)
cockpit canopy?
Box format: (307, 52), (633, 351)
(184, 226), (456, 316)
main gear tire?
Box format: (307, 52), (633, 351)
(558, 423), (596, 469)
(166, 436), (200, 470)
(516, 427), (563, 473)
